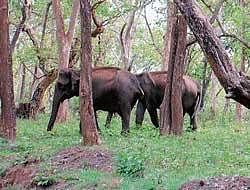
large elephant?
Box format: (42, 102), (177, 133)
(135, 71), (201, 130)
(47, 67), (144, 134)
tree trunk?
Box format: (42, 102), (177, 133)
(52, 0), (80, 123)
(160, 12), (187, 136)
(30, 69), (58, 119)
(161, 2), (177, 71)
(0, 0), (16, 141)
(17, 63), (26, 103)
(120, 4), (137, 70)
(200, 58), (212, 110)
(80, 0), (100, 145)
(174, 0), (250, 109)
(210, 71), (217, 116)
(20, 64), (26, 102)
(224, 98), (230, 113)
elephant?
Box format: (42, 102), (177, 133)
(15, 103), (31, 119)
(135, 71), (201, 130)
(47, 67), (144, 134)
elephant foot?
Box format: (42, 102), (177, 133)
(135, 123), (142, 129)
(121, 129), (130, 136)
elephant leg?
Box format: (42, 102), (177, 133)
(94, 111), (101, 132)
(148, 107), (159, 128)
(120, 106), (131, 135)
(189, 112), (197, 131)
(135, 100), (147, 127)
(79, 121), (82, 135)
(105, 112), (113, 128)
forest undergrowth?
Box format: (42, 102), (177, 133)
(0, 111), (249, 190)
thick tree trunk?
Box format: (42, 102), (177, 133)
(174, 0), (250, 109)
(160, 13), (187, 136)
(80, 0), (100, 145)
(161, 2), (177, 71)
(52, 0), (80, 123)
(0, 0), (16, 141)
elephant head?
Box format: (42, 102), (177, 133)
(47, 69), (80, 131)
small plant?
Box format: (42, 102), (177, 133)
(33, 175), (56, 187)
(116, 152), (145, 178)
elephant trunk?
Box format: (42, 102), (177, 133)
(47, 87), (62, 131)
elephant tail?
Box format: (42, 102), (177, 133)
(192, 91), (201, 119)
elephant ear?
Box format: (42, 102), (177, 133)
(57, 69), (72, 87)
(145, 73), (156, 87)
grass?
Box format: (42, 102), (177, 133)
(0, 111), (249, 190)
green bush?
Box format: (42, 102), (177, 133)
(116, 152), (145, 178)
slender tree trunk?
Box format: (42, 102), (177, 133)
(17, 63), (26, 103)
(52, 0), (80, 123)
(120, 3), (137, 70)
(29, 66), (38, 99)
(210, 71), (217, 116)
(160, 12), (187, 136)
(224, 98), (230, 113)
(174, 0), (250, 109)
(0, 0), (16, 141)
(200, 58), (212, 110)
(80, 0), (100, 145)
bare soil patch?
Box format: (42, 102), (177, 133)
(0, 159), (39, 189)
(180, 176), (250, 190)
(51, 146), (113, 173)
(0, 146), (113, 189)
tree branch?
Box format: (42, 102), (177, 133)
(143, 8), (163, 57)
(40, 1), (52, 48)
(10, 0), (30, 54)
(186, 0), (226, 47)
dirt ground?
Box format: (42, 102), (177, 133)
(51, 146), (113, 173)
(0, 146), (112, 189)
(1, 146), (249, 190)
(180, 176), (250, 190)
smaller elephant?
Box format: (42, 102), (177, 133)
(135, 71), (201, 130)
(16, 103), (31, 119)
(47, 67), (144, 134)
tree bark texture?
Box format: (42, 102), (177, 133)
(80, 0), (100, 145)
(160, 13), (187, 136)
(52, 0), (80, 122)
(0, 0), (16, 141)
(30, 69), (58, 119)
(161, 2), (177, 71)
(174, 0), (250, 109)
